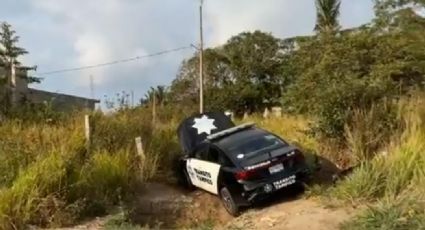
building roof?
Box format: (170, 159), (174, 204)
(28, 88), (100, 103)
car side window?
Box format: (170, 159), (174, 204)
(219, 154), (234, 167)
(207, 147), (219, 163)
(207, 147), (234, 167)
(194, 145), (208, 160)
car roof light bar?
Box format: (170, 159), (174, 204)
(207, 122), (255, 141)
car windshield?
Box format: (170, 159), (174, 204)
(217, 128), (288, 161)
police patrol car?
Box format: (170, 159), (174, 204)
(177, 112), (311, 216)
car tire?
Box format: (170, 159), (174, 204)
(220, 186), (239, 217)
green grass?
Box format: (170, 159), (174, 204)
(104, 213), (147, 230)
(1, 98), (423, 229)
(332, 95), (425, 230)
(0, 106), (184, 229)
(341, 187), (425, 230)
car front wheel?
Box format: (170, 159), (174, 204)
(220, 186), (239, 217)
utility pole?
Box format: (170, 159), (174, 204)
(88, 75), (94, 109)
(199, 0), (204, 114)
(89, 75), (94, 99)
(152, 88), (156, 125)
(10, 59), (17, 107)
(131, 90), (134, 107)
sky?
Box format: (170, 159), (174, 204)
(1, 0), (375, 105)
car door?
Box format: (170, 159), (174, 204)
(186, 145), (221, 194)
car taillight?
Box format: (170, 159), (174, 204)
(235, 169), (258, 181)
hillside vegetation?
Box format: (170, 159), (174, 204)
(336, 96), (425, 230)
(0, 0), (425, 229)
(0, 108), (187, 229)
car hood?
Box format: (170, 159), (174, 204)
(177, 112), (235, 153)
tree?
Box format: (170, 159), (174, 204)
(222, 31), (285, 113)
(141, 86), (169, 107)
(170, 31), (286, 114)
(314, 0), (341, 33)
(283, 8), (425, 137)
(169, 48), (233, 111)
(374, 0), (425, 32)
(0, 22), (39, 85)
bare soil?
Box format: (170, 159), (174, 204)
(52, 183), (354, 230)
(223, 197), (353, 230)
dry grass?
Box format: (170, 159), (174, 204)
(334, 95), (425, 230)
(1, 100), (424, 229)
(344, 101), (400, 163)
(0, 106), (183, 229)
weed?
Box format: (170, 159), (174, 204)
(0, 107), (179, 228)
(334, 94), (425, 230)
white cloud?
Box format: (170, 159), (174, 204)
(205, 0), (316, 45)
(73, 33), (113, 85)
(2, 0), (374, 103)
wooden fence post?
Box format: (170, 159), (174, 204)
(135, 137), (146, 161)
(152, 89), (156, 126)
(85, 115), (91, 151)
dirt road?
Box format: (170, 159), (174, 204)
(53, 183), (354, 229)
(223, 198), (352, 230)
(130, 183), (354, 229)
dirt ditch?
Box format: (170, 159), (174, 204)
(127, 183), (354, 229)
(52, 162), (355, 229)
(128, 183), (232, 228)
(52, 182), (353, 229)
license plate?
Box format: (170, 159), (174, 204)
(269, 163), (284, 174)
(273, 175), (296, 189)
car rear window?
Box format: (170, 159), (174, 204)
(217, 128), (288, 163)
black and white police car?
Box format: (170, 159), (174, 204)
(177, 112), (311, 216)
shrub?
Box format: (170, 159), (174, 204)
(282, 27), (425, 139)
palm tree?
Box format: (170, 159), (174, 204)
(314, 0), (341, 33)
(141, 85), (168, 107)
(154, 85), (166, 106)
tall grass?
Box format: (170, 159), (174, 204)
(344, 101), (400, 163)
(2, 99), (422, 229)
(0, 106), (184, 229)
(333, 95), (425, 229)
(91, 107), (182, 181)
(341, 183), (425, 230)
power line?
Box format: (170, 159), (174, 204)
(37, 46), (193, 76)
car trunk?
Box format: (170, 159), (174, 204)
(235, 145), (305, 181)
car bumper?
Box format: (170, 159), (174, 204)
(240, 167), (311, 203)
